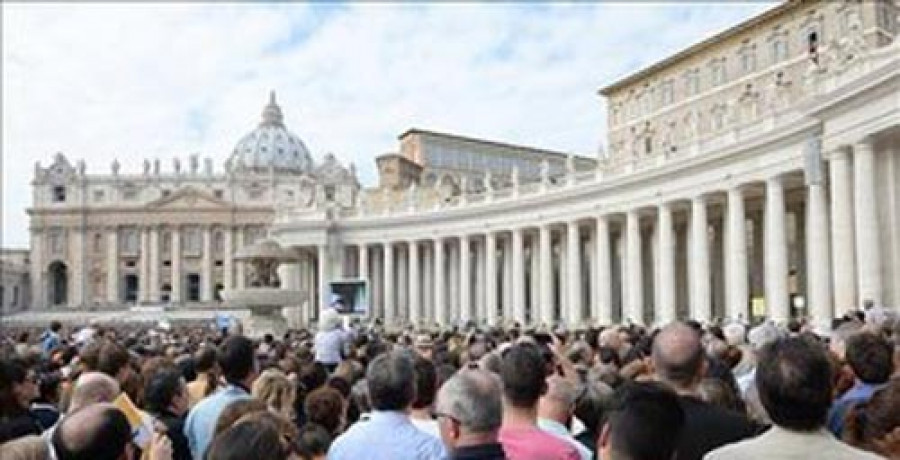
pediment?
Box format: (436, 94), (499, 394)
(145, 186), (230, 210)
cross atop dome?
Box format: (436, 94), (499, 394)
(260, 90), (284, 127)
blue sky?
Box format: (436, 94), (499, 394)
(2, 2), (775, 248)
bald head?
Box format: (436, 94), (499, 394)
(69, 372), (120, 413)
(538, 375), (577, 424)
(652, 322), (705, 391)
(53, 403), (131, 460)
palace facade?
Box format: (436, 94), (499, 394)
(20, 0), (900, 330)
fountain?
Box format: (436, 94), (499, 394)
(220, 239), (303, 338)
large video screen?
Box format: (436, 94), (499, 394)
(327, 279), (368, 315)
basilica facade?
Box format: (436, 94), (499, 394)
(21, 0), (900, 331)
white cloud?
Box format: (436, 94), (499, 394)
(1, 2), (774, 248)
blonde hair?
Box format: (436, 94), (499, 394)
(252, 369), (296, 420)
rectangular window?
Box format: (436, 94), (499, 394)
(52, 186), (66, 203)
(93, 189), (105, 202)
(214, 189), (224, 199)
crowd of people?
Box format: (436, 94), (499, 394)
(0, 306), (898, 460)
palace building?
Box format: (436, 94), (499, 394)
(19, 0), (900, 330)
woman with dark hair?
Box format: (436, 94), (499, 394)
(0, 358), (41, 443)
(186, 345), (218, 408)
(845, 379), (900, 458)
(305, 386), (346, 437)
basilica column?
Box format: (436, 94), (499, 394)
(139, 228), (149, 303)
(422, 245), (433, 323)
(657, 203), (676, 325)
(539, 224), (553, 326)
(222, 228), (234, 293)
(30, 229), (45, 309)
(408, 241), (421, 326)
(595, 216), (613, 325)
(502, 235), (513, 321)
(807, 172), (833, 331)
(235, 228), (246, 289)
(383, 242), (395, 324)
(170, 226), (182, 304)
(566, 220), (582, 326)
(459, 235), (472, 324)
(450, 242), (460, 323)
(358, 244), (369, 314)
(485, 232), (498, 325)
(475, 239), (486, 323)
(511, 228), (526, 325)
(829, 147), (856, 313)
(397, 246), (408, 321)
(765, 176), (790, 323)
(318, 244), (330, 312)
(434, 239), (447, 325)
(689, 196), (711, 323)
(726, 187), (749, 322)
(529, 235), (540, 324)
(853, 139), (882, 307)
(625, 210), (644, 324)
(149, 226), (161, 303)
(106, 227), (119, 304)
(201, 227), (213, 302)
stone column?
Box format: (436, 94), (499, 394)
(539, 224), (553, 326)
(397, 246), (408, 321)
(383, 242), (395, 324)
(690, 196), (711, 323)
(71, 229), (86, 307)
(235, 228), (246, 289)
(485, 232), (498, 325)
(657, 203), (676, 325)
(807, 176), (833, 331)
(149, 226), (161, 303)
(408, 241), (421, 326)
(853, 139), (882, 307)
(434, 239), (446, 325)
(566, 220), (582, 326)
(450, 243), (460, 323)
(170, 227), (182, 304)
(765, 176), (790, 323)
(829, 147), (856, 314)
(106, 227), (118, 304)
(139, 228), (149, 303)
(595, 216), (613, 325)
(476, 239), (486, 323)
(625, 210), (644, 324)
(223, 228), (234, 292)
(30, 230), (44, 309)
(459, 234), (472, 324)
(422, 245), (433, 323)
(358, 244), (369, 315)
(201, 227), (213, 302)
(502, 235), (513, 321)
(726, 187), (749, 322)
(511, 228), (526, 325)
(529, 235), (540, 324)
(318, 244), (330, 313)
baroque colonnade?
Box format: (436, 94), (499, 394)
(280, 133), (897, 331)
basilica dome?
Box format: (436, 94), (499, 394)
(228, 91), (313, 174)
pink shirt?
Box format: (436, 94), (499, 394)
(499, 425), (581, 460)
